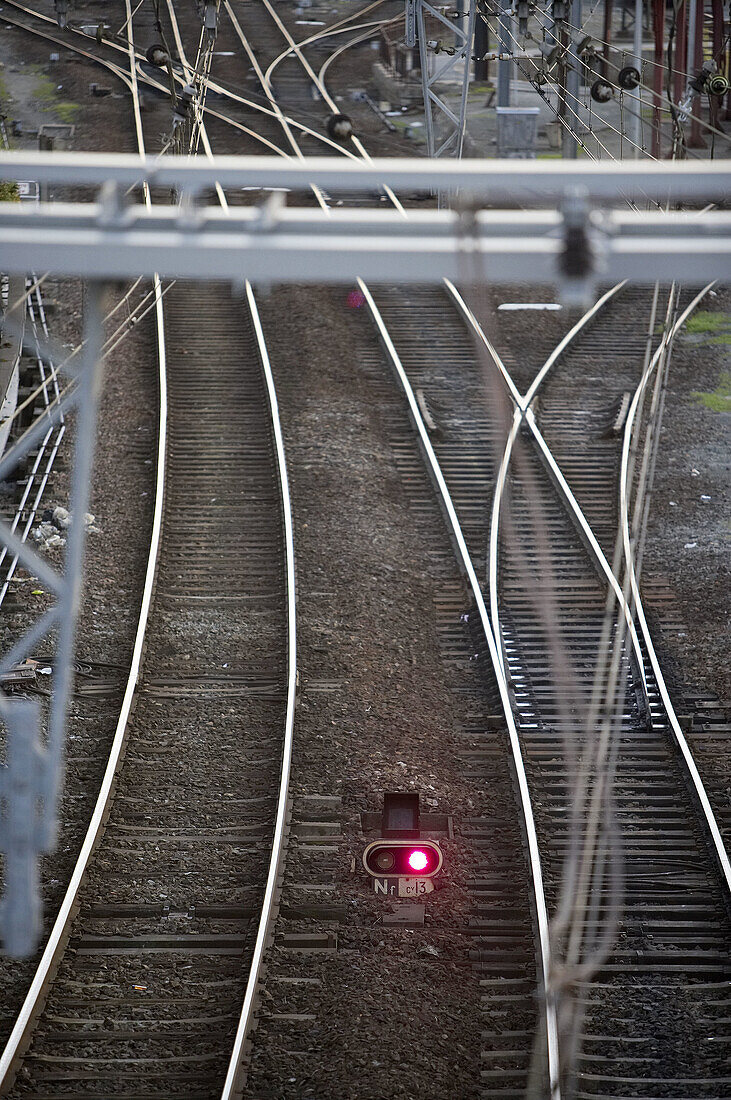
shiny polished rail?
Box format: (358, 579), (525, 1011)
(0, 2), (169, 1082)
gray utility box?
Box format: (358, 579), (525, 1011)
(496, 106), (540, 158)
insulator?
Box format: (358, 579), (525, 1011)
(617, 65), (640, 90)
(693, 60), (729, 97)
(560, 191), (593, 283)
(590, 78), (613, 103)
(54, 0), (68, 29)
(326, 113), (354, 141)
(204, 0), (217, 34)
(539, 41), (561, 67)
(707, 72), (729, 97)
(180, 82), (196, 108)
(146, 43), (170, 66)
(561, 225), (591, 278)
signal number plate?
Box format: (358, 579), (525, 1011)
(398, 877), (434, 898)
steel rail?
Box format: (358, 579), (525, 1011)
(1, 18), (296, 1091)
(0, 5), (137, 92)
(222, 0), (385, 169)
(258, 0), (405, 213)
(358, 277), (561, 1098)
(212, 18), (555, 1087)
(265, 0), (391, 84)
(311, 17), (644, 707)
(405, 9), (726, 897)
(318, 25), (382, 86)
(455, 270), (730, 916)
(219, 284), (297, 1100)
(221, 0), (330, 210)
(443, 281), (649, 687)
(0, 0), (169, 1086)
(152, 18), (298, 1097)
(454, 274), (730, 898)
(0, 293), (165, 1091)
(302, 20), (561, 1091)
(0, 0), (339, 159)
(619, 285), (731, 894)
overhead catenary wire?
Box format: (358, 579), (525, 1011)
(531, 9), (731, 146)
(0, 1), (352, 158)
(483, 12), (653, 161)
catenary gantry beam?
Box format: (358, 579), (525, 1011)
(0, 204), (728, 285)
(1, 151), (730, 204)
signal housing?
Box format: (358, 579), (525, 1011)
(362, 838), (443, 878)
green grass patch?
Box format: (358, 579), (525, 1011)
(33, 67), (78, 124)
(692, 369), (731, 412)
(0, 181), (20, 201)
(685, 310), (731, 335)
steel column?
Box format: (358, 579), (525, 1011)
(416, 0), (477, 158)
(562, 0), (582, 158)
(497, 7), (512, 106)
(688, 0), (706, 146)
(651, 0), (665, 156)
(602, 0), (614, 78)
(0, 281), (106, 957)
(673, 1), (687, 107)
(630, 0), (644, 156)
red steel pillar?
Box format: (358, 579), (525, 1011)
(688, 0), (706, 146)
(709, 0), (729, 120)
(651, 0), (665, 156)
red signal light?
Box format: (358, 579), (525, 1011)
(362, 839), (443, 878)
(408, 850), (428, 872)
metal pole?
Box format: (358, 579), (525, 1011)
(710, 0), (724, 129)
(688, 0), (705, 146)
(673, 1), (687, 106)
(562, 0), (581, 157)
(602, 0), (614, 78)
(686, 0), (698, 91)
(651, 0), (664, 157)
(43, 280), (106, 847)
(631, 0), (644, 156)
(498, 7), (511, 106)
(475, 15), (489, 83)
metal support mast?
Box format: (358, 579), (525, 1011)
(630, 0), (644, 156)
(0, 282), (107, 957)
(497, 5), (513, 106)
(562, 0), (582, 157)
(413, 0), (477, 157)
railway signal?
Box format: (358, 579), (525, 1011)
(363, 793), (443, 897)
(363, 839), (443, 878)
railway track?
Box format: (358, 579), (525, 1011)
(1, 2), (728, 1097)
(148, 3), (731, 1094)
(371, 280), (731, 1096)
(0, 5), (295, 1095)
(0, 282), (292, 1097)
